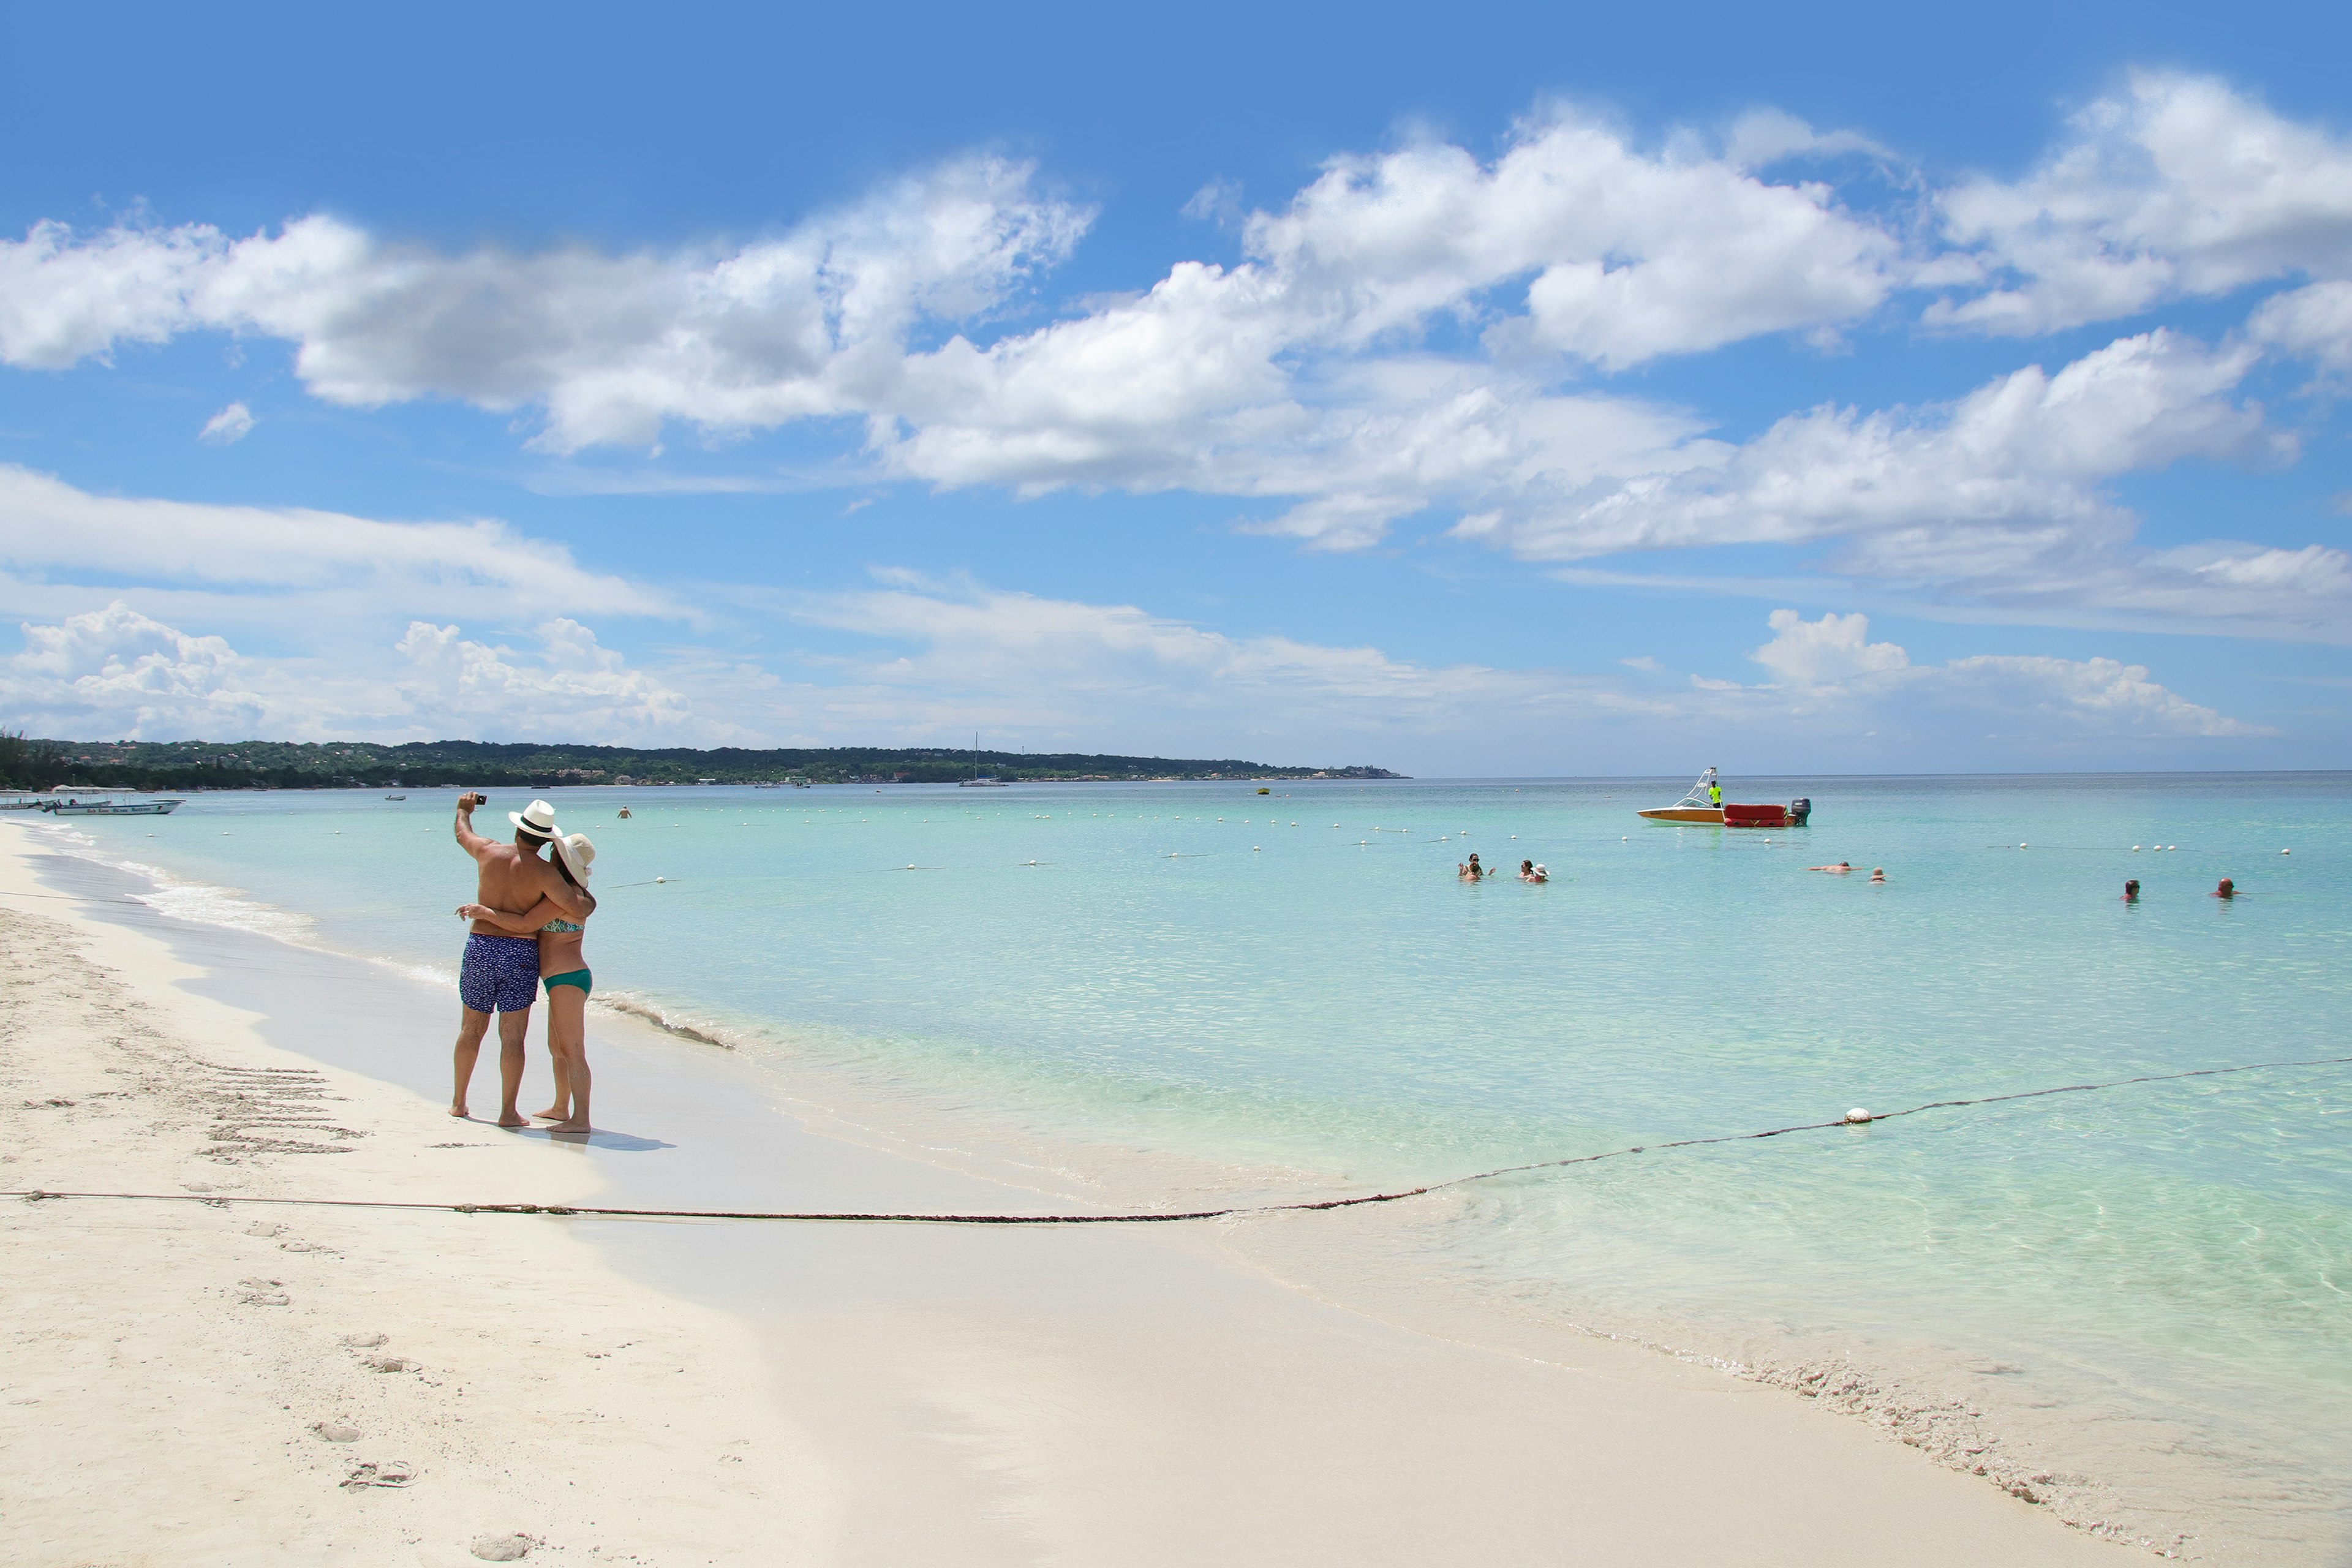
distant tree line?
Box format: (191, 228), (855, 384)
(0, 731), (66, 790)
(6, 736), (1406, 791)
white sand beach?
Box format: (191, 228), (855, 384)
(0, 818), (2144, 1567)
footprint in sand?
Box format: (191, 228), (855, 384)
(470, 1534), (535, 1562)
(339, 1459), (417, 1491)
(311, 1422), (361, 1443)
(340, 1332), (388, 1349)
(237, 1276), (290, 1306)
(360, 1354), (418, 1373)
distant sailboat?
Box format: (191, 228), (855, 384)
(958, 731), (1008, 787)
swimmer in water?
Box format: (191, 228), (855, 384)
(1518, 858), (1537, 880)
(1807, 861), (1853, 873)
(2123, 879), (2139, 902)
(2213, 878), (2236, 899)
(1460, 853), (1487, 880)
(1869, 867), (1887, 883)
(1531, 862), (1549, 883)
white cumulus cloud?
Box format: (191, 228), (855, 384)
(0, 157), (1090, 453)
(1734, 607), (2260, 739)
(4, 600), (267, 739)
(1929, 72), (2352, 336)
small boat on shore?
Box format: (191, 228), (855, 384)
(1637, 769), (1809, 827)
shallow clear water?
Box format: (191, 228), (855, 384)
(38, 774), (2352, 1558)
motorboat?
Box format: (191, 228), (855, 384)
(45, 796), (184, 816)
(1637, 769), (1724, 823)
(1637, 769), (1810, 827)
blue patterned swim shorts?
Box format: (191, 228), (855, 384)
(460, 933), (541, 1014)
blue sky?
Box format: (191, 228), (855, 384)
(4, 1), (2350, 774)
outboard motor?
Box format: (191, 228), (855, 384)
(1788, 797), (1811, 824)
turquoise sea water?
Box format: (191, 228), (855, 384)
(36, 774), (2352, 1559)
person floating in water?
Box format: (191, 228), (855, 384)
(1869, 867), (1887, 883)
(1459, 853), (1488, 880)
(1807, 861), (1852, 873)
(2123, 879), (2140, 902)
(2213, 878), (2237, 899)
(1520, 860), (1548, 883)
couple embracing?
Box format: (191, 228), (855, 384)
(449, 793), (600, 1134)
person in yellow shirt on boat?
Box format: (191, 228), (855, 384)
(1708, 778), (1722, 808)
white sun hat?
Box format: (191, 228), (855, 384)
(553, 831), (596, 884)
(508, 798), (561, 840)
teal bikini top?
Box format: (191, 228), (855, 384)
(541, 918), (583, 935)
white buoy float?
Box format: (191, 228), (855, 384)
(654, 876), (666, 884)
(2019, 842), (2028, 849)
(1253, 846), (1261, 852)
(2282, 848), (2291, 854)
(2132, 845), (2141, 851)
(1844, 1108), (1873, 1125)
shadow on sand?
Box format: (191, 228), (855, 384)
(510, 1126), (675, 1152)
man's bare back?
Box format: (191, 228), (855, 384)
(456, 795), (579, 929)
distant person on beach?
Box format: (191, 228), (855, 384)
(2124, 880), (2140, 902)
(461, 832), (599, 1136)
(1809, 861), (1852, 873)
(2213, 878), (2236, 899)
(450, 795), (590, 1127)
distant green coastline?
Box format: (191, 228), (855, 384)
(0, 734), (1405, 791)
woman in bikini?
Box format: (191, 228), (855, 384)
(459, 832), (598, 1134)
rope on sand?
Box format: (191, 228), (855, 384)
(10, 1052), (2347, 1227)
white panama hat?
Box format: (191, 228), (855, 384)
(554, 831), (596, 884)
(508, 798), (561, 841)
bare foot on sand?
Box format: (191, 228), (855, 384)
(448, 1103), (470, 1118)
(545, 1119), (592, 1137)
(496, 1112), (530, 1128)
(530, 1107), (567, 1121)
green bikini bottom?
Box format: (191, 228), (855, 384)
(543, 968), (592, 997)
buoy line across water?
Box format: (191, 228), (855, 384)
(11, 1052), (2346, 1229)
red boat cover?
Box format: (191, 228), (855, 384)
(1722, 802), (1789, 827)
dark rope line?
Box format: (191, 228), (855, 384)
(10, 1052), (2346, 1228)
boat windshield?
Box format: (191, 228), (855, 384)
(1661, 768), (1719, 809)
